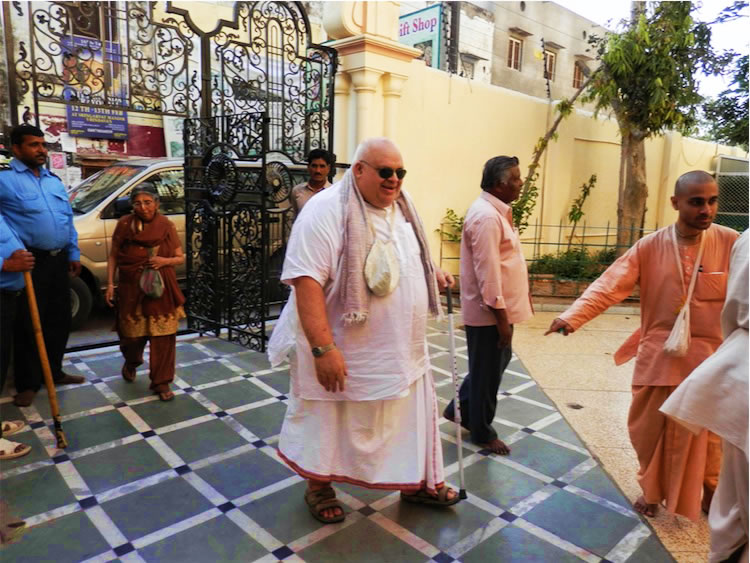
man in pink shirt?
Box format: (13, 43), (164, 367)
(546, 170), (739, 520)
(444, 156), (533, 455)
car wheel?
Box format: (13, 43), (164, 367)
(70, 276), (93, 331)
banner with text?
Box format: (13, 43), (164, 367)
(398, 4), (443, 69)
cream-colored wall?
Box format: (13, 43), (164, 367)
(369, 60), (749, 264)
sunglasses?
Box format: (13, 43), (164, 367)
(360, 160), (407, 180)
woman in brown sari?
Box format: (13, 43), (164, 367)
(105, 186), (185, 401)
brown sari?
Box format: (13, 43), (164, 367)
(113, 213), (185, 338)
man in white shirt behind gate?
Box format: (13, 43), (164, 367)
(270, 137), (459, 524)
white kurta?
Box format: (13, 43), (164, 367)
(661, 230), (748, 562)
(273, 182), (444, 491)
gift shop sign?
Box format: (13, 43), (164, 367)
(398, 4), (443, 69)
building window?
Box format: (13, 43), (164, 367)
(573, 63), (584, 88)
(543, 50), (557, 82)
(507, 38), (523, 71)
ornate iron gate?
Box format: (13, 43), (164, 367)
(5, 1), (337, 350)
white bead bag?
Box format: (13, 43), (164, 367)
(364, 205), (400, 297)
(663, 224), (706, 357)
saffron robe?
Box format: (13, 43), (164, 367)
(559, 223), (739, 520)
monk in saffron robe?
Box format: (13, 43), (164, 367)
(269, 138), (458, 524)
(546, 171), (738, 520)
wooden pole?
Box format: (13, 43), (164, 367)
(23, 272), (68, 449)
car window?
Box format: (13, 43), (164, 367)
(148, 169), (184, 215)
(69, 165), (146, 214)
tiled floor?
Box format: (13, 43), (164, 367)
(0, 320), (674, 562)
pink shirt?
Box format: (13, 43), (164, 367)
(559, 224), (739, 386)
(460, 191), (533, 326)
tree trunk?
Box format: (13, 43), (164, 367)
(616, 132), (648, 253)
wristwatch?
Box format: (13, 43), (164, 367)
(311, 342), (337, 357)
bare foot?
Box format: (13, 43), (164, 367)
(634, 495), (657, 517)
(702, 485), (714, 514)
(479, 438), (511, 455)
(308, 480), (344, 521)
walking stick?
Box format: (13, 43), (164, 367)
(23, 272), (68, 449)
(445, 289), (467, 499)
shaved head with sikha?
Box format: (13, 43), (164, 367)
(671, 170), (719, 237)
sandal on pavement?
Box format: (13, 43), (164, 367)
(0, 438), (32, 460)
(1, 421), (27, 437)
(158, 390), (175, 402)
(121, 364), (136, 383)
(304, 486), (345, 524)
(401, 487), (460, 507)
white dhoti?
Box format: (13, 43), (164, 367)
(277, 371), (445, 493)
(709, 442), (749, 563)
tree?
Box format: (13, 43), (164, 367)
(584, 2), (726, 250)
(701, 54), (749, 150)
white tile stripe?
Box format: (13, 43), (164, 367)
(513, 518), (600, 563)
(605, 522), (653, 562)
(131, 507), (222, 550)
(287, 511), (365, 552)
(445, 517), (509, 559)
(84, 504), (130, 548)
(369, 512), (441, 558)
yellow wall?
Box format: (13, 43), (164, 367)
(376, 60), (748, 263)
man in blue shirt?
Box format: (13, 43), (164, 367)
(0, 213), (34, 458)
(0, 124), (85, 407)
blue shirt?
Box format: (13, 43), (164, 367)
(0, 213), (25, 290)
(0, 159), (80, 261)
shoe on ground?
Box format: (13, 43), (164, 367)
(54, 372), (85, 385)
(0, 438), (31, 460)
(13, 390), (36, 407)
(1, 421), (27, 437)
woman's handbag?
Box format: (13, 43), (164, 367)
(139, 247), (165, 298)
(663, 225), (705, 357)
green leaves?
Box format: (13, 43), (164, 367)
(585, 0), (720, 139)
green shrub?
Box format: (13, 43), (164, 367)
(528, 247), (618, 281)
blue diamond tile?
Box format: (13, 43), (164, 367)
(252, 439), (267, 448)
(175, 465), (192, 476)
(359, 505), (376, 516)
(218, 501), (236, 513)
(522, 427), (536, 434)
(499, 511), (517, 522)
(215, 411), (228, 418)
(79, 496), (98, 509)
(90, 378), (103, 384)
(552, 480), (567, 488)
(141, 430), (157, 438)
(114, 402), (127, 408)
(434, 553), (455, 563)
(277, 394), (288, 400)
(30, 421), (46, 430)
(53, 454), (70, 464)
(272, 545), (294, 559)
(114, 543), (135, 556)
(501, 391), (512, 396)
(183, 387), (195, 393)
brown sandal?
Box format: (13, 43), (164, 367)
(121, 364), (136, 382)
(304, 486), (345, 524)
(158, 390), (175, 402)
(400, 486), (460, 507)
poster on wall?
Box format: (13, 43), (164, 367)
(398, 4), (443, 69)
(62, 36), (128, 139)
(49, 152), (67, 185)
